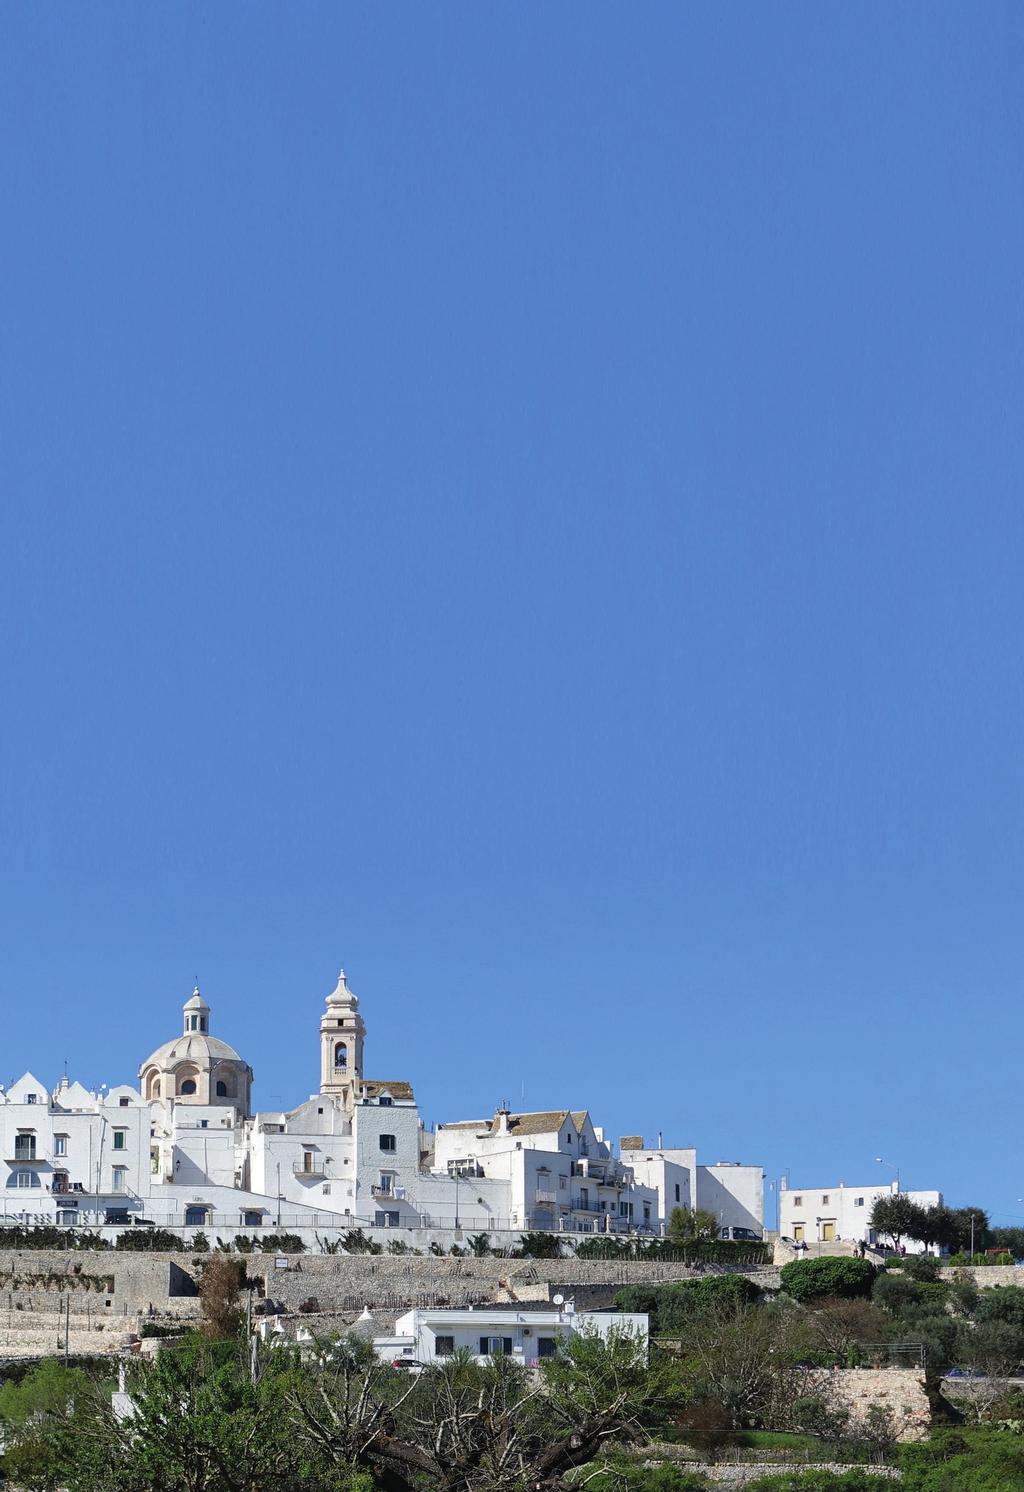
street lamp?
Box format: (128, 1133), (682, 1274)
(875, 1157), (900, 1192)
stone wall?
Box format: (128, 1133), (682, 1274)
(810, 1366), (931, 1442)
(939, 1264), (1024, 1289)
(243, 1254), (781, 1313)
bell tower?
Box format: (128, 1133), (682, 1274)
(320, 967), (365, 1105)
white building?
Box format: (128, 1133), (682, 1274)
(779, 1179), (942, 1251)
(0, 966), (766, 1243)
(618, 1141), (764, 1238)
(373, 1305), (648, 1369)
(433, 1109), (662, 1235)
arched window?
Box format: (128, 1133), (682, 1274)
(180, 1078), (197, 1095)
(216, 1081), (228, 1097)
(334, 1042), (348, 1070)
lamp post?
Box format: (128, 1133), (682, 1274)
(875, 1157), (900, 1192)
(454, 1168), (461, 1231)
(276, 1162), (282, 1228)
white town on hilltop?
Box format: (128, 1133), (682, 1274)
(0, 968), (934, 1250)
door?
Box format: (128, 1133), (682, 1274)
(822, 1221), (836, 1243)
(793, 1224), (805, 1242)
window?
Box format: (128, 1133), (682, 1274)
(378, 1173), (393, 1194)
(674, 1184), (680, 1202)
(119, 1096), (130, 1107)
(559, 1175), (567, 1190)
(14, 1134), (36, 1161)
(643, 1203), (651, 1222)
(434, 1335), (455, 1357)
(185, 1205), (207, 1227)
(242, 1210), (263, 1228)
(793, 1196), (803, 1207)
(180, 1079), (197, 1096)
(55, 1134), (68, 1157)
(620, 1200), (634, 1219)
(322, 1183), (330, 1194)
(215, 1081), (228, 1097)
(113, 1130), (127, 1151)
(481, 1337), (513, 1357)
(112, 1167), (127, 1194)
(26, 1094), (37, 1105)
(537, 1337), (558, 1359)
(379, 1095), (393, 1106)
(334, 1042), (348, 1070)
(822, 1194), (830, 1205)
(379, 1134), (396, 1153)
(6, 1170), (41, 1189)
(200, 1120), (208, 1129)
(151, 1149), (160, 1174)
(565, 1133), (573, 1145)
(855, 1197), (864, 1207)
(56, 1210), (78, 1225)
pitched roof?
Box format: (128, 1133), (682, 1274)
(441, 1108), (583, 1138)
(362, 1080), (415, 1102)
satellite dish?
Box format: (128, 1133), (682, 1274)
(553, 1293), (565, 1306)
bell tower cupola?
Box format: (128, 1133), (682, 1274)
(183, 986), (209, 1035)
(320, 967), (365, 1103)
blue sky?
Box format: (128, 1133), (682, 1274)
(2, 6), (1023, 1230)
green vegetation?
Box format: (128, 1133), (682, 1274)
(740, 1474), (897, 1491)
(779, 1257), (876, 1303)
(615, 1275), (759, 1333)
(900, 1427), (1024, 1491)
(666, 1208), (719, 1244)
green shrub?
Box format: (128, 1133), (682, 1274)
(741, 1473), (897, 1491)
(582, 1456), (709, 1492)
(899, 1426), (1024, 1490)
(115, 1228), (182, 1251)
(615, 1274), (758, 1332)
(513, 1231), (565, 1259)
(779, 1257), (876, 1303)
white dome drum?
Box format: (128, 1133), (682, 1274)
(138, 986), (253, 1114)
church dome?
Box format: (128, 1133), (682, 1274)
(139, 986), (252, 1114)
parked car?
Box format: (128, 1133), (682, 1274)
(719, 1226), (763, 1242)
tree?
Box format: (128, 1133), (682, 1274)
(198, 1253), (244, 1338)
(803, 1296), (892, 1359)
(0, 1360), (100, 1492)
(869, 1193), (923, 1251)
(676, 1299), (802, 1430)
(286, 1324), (681, 1492)
(779, 1256), (876, 1303)
(990, 1227), (1024, 1261)
(74, 1336), (321, 1492)
(947, 1207), (992, 1257)
(667, 1208), (718, 1244)
(614, 1275), (757, 1333)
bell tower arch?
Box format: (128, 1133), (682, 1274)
(320, 968), (365, 1105)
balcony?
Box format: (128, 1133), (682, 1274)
(571, 1198), (604, 1214)
(371, 1183), (397, 1198)
(6, 1150), (44, 1164)
(534, 1189), (558, 1205)
(293, 1160), (326, 1179)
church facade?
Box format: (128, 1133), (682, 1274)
(0, 969), (763, 1242)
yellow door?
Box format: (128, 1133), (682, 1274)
(793, 1225), (805, 1242)
(822, 1221), (836, 1243)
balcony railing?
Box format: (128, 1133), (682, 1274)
(534, 1190), (558, 1205)
(293, 1161), (326, 1178)
(6, 1151), (44, 1164)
